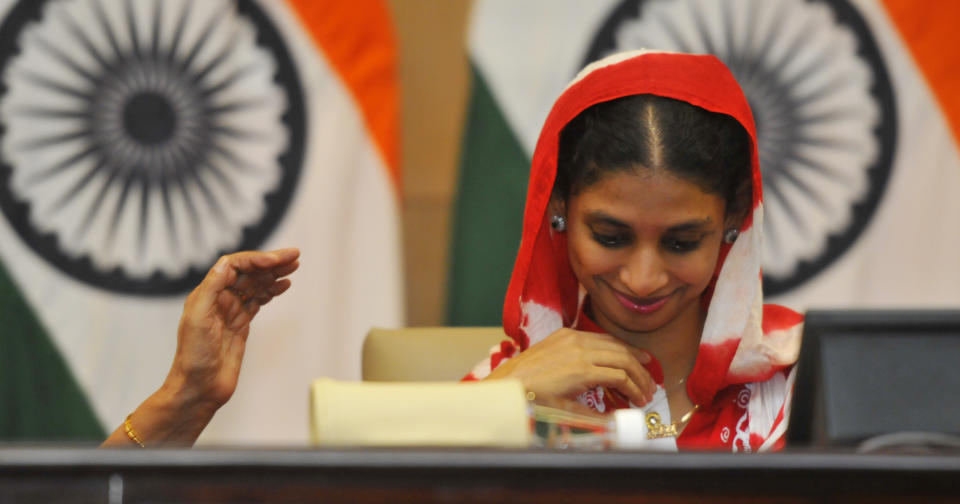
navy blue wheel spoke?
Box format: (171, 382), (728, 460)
(205, 98), (269, 117)
(738, 2), (760, 70)
(791, 73), (852, 110)
(73, 161), (125, 243)
(48, 159), (107, 216)
(158, 176), (180, 255)
(17, 129), (91, 151)
(688, 2), (716, 55)
(209, 124), (271, 142)
(34, 37), (99, 85)
(136, 174), (151, 254)
(719, 3), (738, 68)
(796, 107), (868, 127)
(124, 0), (141, 59)
(782, 151), (848, 184)
(177, 11), (221, 75)
(653, 10), (692, 53)
(149, 0), (162, 59)
(190, 38), (236, 87)
(208, 142), (260, 175)
(740, 1), (790, 86)
(201, 63), (259, 98)
(170, 164), (204, 246)
(20, 71), (93, 102)
(166, 1), (191, 66)
(23, 144), (100, 187)
(791, 133), (863, 153)
(763, 25), (819, 93)
(12, 105), (88, 120)
(184, 164), (230, 228)
(91, 0), (125, 62)
(61, 13), (111, 73)
(199, 160), (244, 203)
(774, 161), (833, 214)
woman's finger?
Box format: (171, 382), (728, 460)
(569, 331), (652, 365)
(230, 265), (295, 301)
(245, 248), (301, 271)
(225, 249), (300, 291)
(190, 256), (238, 316)
(269, 261), (300, 280)
(265, 279), (292, 297)
(588, 366), (651, 406)
(231, 274), (258, 297)
(589, 350), (658, 399)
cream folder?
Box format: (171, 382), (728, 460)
(309, 378), (531, 447)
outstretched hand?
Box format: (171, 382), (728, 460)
(167, 248), (301, 411)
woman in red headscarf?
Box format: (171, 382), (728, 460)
(466, 50), (803, 452)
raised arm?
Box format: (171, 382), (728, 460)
(101, 248), (300, 447)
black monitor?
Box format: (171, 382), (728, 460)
(787, 309), (960, 451)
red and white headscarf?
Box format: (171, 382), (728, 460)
(465, 50), (804, 452)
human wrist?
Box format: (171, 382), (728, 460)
(157, 370), (223, 422)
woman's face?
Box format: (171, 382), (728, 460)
(562, 169), (727, 336)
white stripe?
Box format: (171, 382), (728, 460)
(563, 49), (680, 91)
(520, 299), (563, 347)
(702, 206), (762, 348)
(757, 366), (797, 452)
(198, 0), (403, 444)
(469, 0), (619, 157)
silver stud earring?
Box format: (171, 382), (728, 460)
(550, 215), (567, 232)
(723, 228), (739, 244)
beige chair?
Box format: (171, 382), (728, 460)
(362, 327), (507, 381)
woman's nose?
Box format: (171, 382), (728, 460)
(618, 245), (669, 297)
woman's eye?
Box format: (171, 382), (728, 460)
(663, 238), (701, 253)
(592, 231), (628, 248)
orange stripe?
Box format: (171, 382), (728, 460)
(287, 0), (401, 192)
(882, 0), (960, 144)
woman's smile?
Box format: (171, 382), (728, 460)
(604, 278), (675, 314)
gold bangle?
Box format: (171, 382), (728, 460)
(124, 414), (145, 448)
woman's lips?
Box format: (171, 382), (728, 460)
(611, 288), (671, 314)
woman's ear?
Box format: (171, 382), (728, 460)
(547, 197), (566, 220)
(547, 197), (567, 232)
(723, 178), (752, 234)
(723, 212), (742, 232)
(723, 206), (749, 244)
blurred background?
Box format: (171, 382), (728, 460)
(0, 0), (957, 445)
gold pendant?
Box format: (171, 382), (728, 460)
(645, 411), (678, 439)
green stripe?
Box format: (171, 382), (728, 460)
(0, 258), (105, 441)
(446, 62), (530, 326)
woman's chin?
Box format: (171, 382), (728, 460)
(600, 308), (674, 336)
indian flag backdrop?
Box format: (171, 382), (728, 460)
(0, 0), (403, 444)
(448, 0), (960, 326)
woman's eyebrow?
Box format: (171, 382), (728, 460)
(584, 211), (630, 228)
(667, 218), (714, 232)
(585, 211), (715, 232)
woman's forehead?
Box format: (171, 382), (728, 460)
(570, 170), (725, 227)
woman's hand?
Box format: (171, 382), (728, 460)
(101, 248), (300, 447)
(485, 328), (657, 413)
(165, 247), (301, 411)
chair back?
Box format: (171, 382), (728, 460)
(362, 327), (506, 381)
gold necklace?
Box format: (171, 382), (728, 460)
(644, 404), (700, 439)
(644, 375), (698, 439)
